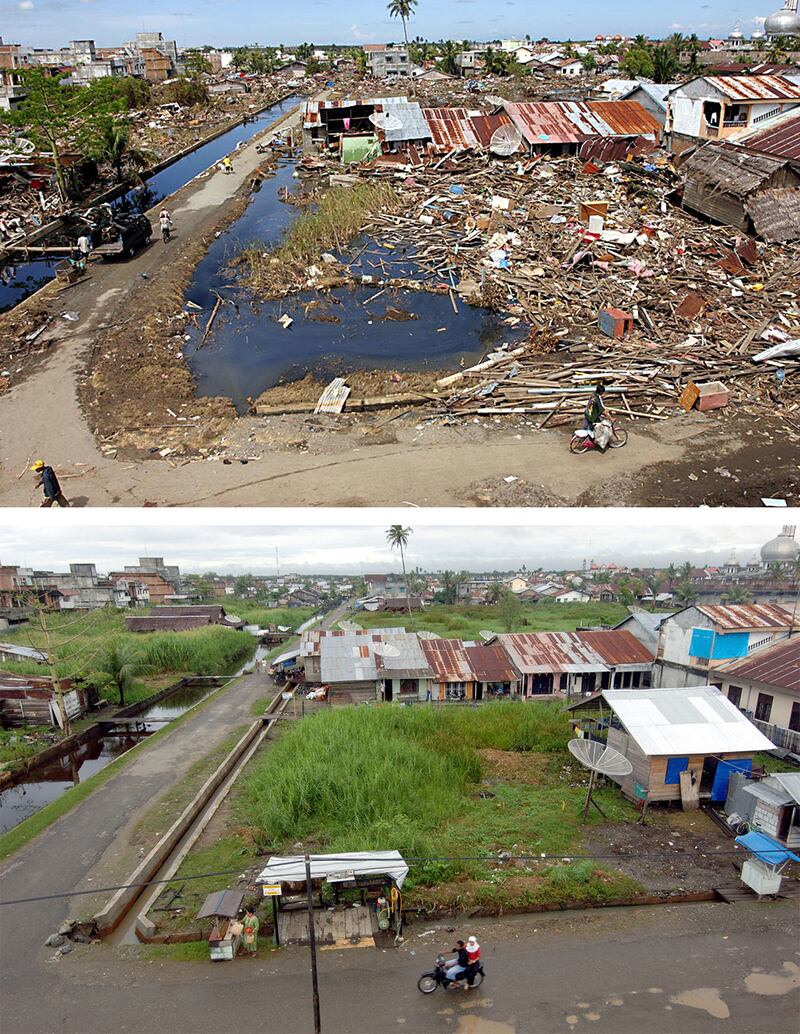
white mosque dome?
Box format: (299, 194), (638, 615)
(761, 526), (800, 564)
(765, 3), (800, 35)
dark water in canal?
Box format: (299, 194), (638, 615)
(0, 679), (226, 834)
(0, 96), (302, 315)
(183, 162), (528, 412)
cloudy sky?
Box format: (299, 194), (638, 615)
(0, 0), (769, 49)
(0, 510), (794, 574)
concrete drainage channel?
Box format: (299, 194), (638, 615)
(95, 687), (293, 944)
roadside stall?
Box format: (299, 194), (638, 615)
(256, 851), (409, 945)
(197, 889), (244, 961)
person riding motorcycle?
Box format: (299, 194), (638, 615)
(445, 940), (469, 988)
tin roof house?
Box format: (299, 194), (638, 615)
(602, 686), (775, 805)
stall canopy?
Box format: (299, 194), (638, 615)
(735, 830), (800, 867)
(256, 851), (409, 888)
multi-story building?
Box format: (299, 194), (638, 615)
(123, 557), (182, 593)
(363, 43), (411, 78)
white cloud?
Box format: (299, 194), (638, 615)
(18, 1), (34, 9)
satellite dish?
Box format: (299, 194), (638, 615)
(15, 138), (35, 155)
(485, 95), (505, 108)
(479, 630), (498, 642)
(568, 738), (632, 822)
(225, 614), (241, 624)
(417, 630), (441, 640)
(369, 111), (404, 132)
(490, 123), (522, 156)
(338, 620), (363, 632)
(373, 641), (401, 657)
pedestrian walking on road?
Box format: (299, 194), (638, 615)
(31, 459), (70, 508)
(159, 209), (173, 243)
(241, 908), (260, 957)
(222, 156), (234, 175)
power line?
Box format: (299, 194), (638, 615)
(0, 848), (755, 908)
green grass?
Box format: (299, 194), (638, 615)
(355, 602), (629, 640)
(756, 751), (793, 774)
(237, 704), (639, 905)
(228, 603), (314, 629)
(0, 673), (239, 863)
(1, 608), (256, 689)
(242, 181), (399, 284)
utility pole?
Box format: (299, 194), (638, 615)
(304, 855), (322, 1034)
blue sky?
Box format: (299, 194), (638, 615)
(0, 0), (770, 49)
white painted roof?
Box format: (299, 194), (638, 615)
(604, 686), (775, 756)
(257, 850), (409, 887)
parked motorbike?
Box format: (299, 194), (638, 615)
(417, 955), (485, 994)
(569, 418), (628, 454)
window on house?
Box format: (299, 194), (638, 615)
(665, 756), (690, 784)
(399, 679), (417, 695)
(727, 685), (742, 707)
(789, 701), (800, 734)
(754, 693), (773, 723)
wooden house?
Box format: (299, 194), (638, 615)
(602, 685), (775, 805)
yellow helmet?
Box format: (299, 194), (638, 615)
(31, 459), (45, 471)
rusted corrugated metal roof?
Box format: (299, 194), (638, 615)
(421, 107), (513, 150)
(463, 643), (519, 684)
(300, 628), (404, 658)
(420, 638), (474, 681)
(578, 135), (657, 162)
(503, 100), (660, 146)
(695, 603), (794, 631)
(707, 74), (800, 102)
(497, 630), (652, 675)
(720, 635), (800, 692)
(733, 109), (800, 160)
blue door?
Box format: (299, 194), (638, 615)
(711, 758), (752, 801)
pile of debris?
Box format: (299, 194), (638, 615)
(278, 147), (799, 428)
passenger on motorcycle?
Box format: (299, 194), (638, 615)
(465, 935), (481, 989)
(583, 382), (606, 433)
(445, 940), (469, 987)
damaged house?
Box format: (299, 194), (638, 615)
(501, 99), (662, 156)
(680, 141), (800, 241)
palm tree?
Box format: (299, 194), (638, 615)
(653, 45), (679, 83)
(387, 0), (418, 53)
(386, 524), (413, 613)
(437, 39), (460, 75)
(676, 581), (699, 606)
(94, 118), (150, 183)
(721, 585), (752, 604)
(680, 561), (693, 582)
(665, 563), (678, 587)
(483, 46), (511, 76)
(768, 562), (786, 583)
(440, 569), (457, 605)
(99, 640), (151, 707)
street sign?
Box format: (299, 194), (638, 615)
(262, 883), (282, 897)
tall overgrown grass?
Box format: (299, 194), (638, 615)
(242, 181), (399, 285)
(239, 703), (571, 876)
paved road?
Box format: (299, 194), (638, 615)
(0, 604), (346, 1032)
(2, 898), (798, 1033)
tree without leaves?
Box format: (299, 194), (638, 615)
(386, 524), (413, 613)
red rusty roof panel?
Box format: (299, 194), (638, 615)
(420, 638), (474, 680)
(497, 630), (653, 674)
(695, 603), (794, 631)
(735, 109), (800, 161)
(463, 643), (520, 684)
(720, 635), (800, 692)
(503, 100), (661, 147)
(421, 107), (513, 151)
(708, 74), (800, 102)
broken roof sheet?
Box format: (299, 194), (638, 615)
(377, 101), (432, 143)
(502, 99), (661, 146)
(604, 686), (775, 756)
(695, 603), (794, 631)
(420, 107), (513, 150)
(303, 96), (407, 128)
(719, 634), (800, 691)
(681, 142), (794, 198)
(257, 851), (409, 887)
(705, 74), (800, 102)
(730, 107), (800, 160)
(747, 187), (800, 243)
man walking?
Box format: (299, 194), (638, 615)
(76, 231), (92, 269)
(31, 460), (70, 508)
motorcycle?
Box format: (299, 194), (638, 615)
(417, 954), (485, 994)
(569, 418), (628, 454)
